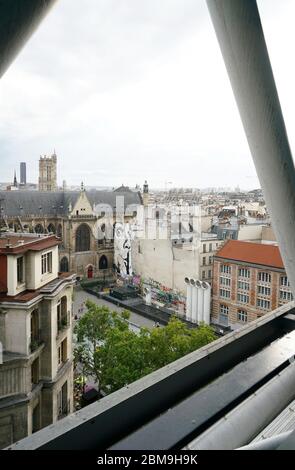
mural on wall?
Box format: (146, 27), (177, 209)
(131, 273), (186, 315)
(114, 222), (132, 277)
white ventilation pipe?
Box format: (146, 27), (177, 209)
(202, 282), (211, 325)
(194, 281), (199, 324)
(185, 277), (192, 320)
(190, 279), (198, 323)
(196, 280), (203, 324)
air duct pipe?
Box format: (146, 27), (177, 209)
(185, 277), (192, 320)
(185, 362), (295, 450)
(191, 279), (198, 323)
(202, 282), (211, 325)
(237, 431), (292, 451)
(196, 281), (203, 324)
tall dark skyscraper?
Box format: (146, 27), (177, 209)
(20, 162), (26, 185)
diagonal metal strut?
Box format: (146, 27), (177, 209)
(206, 0), (295, 295)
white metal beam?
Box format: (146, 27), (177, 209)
(206, 0), (295, 293)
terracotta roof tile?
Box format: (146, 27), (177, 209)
(0, 235), (60, 254)
(215, 240), (284, 269)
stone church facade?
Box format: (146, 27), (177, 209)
(0, 186), (142, 279)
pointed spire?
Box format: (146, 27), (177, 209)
(13, 170), (17, 187)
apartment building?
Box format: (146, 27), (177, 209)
(212, 240), (293, 329)
(199, 234), (223, 283)
(0, 233), (75, 448)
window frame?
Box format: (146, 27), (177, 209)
(17, 255), (24, 284)
(41, 251), (52, 275)
(237, 309), (248, 323)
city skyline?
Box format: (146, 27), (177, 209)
(0, 0), (294, 189)
(1, 161), (259, 193)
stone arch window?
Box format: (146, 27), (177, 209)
(57, 224), (62, 238)
(99, 255), (108, 270)
(75, 224), (91, 252)
(61, 296), (67, 317)
(57, 296), (68, 330)
(30, 309), (40, 348)
(35, 224), (44, 234)
(60, 257), (69, 272)
(47, 223), (56, 234)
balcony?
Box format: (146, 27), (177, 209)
(56, 312), (71, 339)
(97, 239), (114, 248)
(30, 330), (43, 353)
(8, 302), (295, 450)
(70, 214), (96, 220)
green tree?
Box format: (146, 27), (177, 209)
(146, 317), (216, 369)
(94, 327), (152, 393)
(73, 301), (131, 390)
(74, 302), (217, 397)
(93, 316), (217, 394)
(74, 301), (129, 349)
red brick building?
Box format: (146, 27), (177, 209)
(212, 240), (293, 328)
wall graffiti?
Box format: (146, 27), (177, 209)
(131, 273), (186, 314)
(114, 222), (132, 277)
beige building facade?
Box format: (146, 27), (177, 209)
(131, 232), (223, 295)
(0, 233), (75, 448)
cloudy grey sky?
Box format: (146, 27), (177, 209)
(0, 0), (294, 190)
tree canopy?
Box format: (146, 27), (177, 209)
(74, 301), (216, 395)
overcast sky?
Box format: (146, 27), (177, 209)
(0, 0), (295, 190)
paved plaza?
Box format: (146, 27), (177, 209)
(73, 286), (155, 329)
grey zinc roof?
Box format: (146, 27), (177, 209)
(0, 189), (142, 217)
(87, 189), (143, 209)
